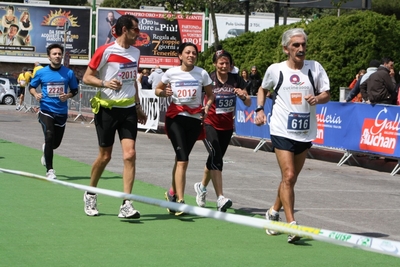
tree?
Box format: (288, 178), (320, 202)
(198, 10), (400, 101)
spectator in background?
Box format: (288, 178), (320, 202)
(32, 62), (43, 78)
(248, 66), (262, 96)
(138, 68), (151, 89)
(347, 60), (380, 103)
(346, 69), (366, 103)
(361, 57), (396, 104)
(240, 69), (251, 90)
(148, 65), (164, 92)
(16, 67), (27, 110)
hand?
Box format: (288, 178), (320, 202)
(137, 108), (147, 124)
(304, 94), (318, 106)
(255, 110), (267, 126)
(59, 92), (69, 102)
(234, 88), (246, 99)
(34, 93), (42, 101)
(110, 78), (122, 91)
(163, 86), (173, 97)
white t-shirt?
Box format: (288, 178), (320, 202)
(89, 42), (140, 102)
(162, 66), (212, 119)
(261, 60), (330, 142)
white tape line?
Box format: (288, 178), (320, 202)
(1, 167), (400, 258)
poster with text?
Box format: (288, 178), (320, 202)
(0, 3), (91, 65)
(96, 8), (204, 69)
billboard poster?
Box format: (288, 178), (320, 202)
(0, 3), (91, 65)
(96, 8), (204, 69)
(208, 13), (301, 45)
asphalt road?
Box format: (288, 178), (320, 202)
(1, 104), (399, 241)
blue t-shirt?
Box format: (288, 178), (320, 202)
(30, 65), (78, 114)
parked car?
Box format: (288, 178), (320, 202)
(0, 77), (17, 105)
(0, 76), (20, 95)
(225, 28), (245, 39)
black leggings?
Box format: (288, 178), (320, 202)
(165, 115), (202, 161)
(38, 111), (67, 169)
(203, 124), (233, 171)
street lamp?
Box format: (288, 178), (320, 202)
(239, 0), (250, 33)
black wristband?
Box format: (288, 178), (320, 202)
(255, 105), (264, 112)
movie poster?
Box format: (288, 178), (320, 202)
(0, 3), (91, 64)
(96, 8), (204, 69)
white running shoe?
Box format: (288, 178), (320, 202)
(46, 169), (57, 179)
(40, 143), (46, 167)
(84, 191), (99, 216)
(194, 182), (207, 207)
(287, 221), (301, 243)
(217, 197), (232, 212)
(118, 200), (140, 219)
(265, 208), (280, 235)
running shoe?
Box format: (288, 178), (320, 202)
(217, 197), (232, 212)
(265, 208), (280, 235)
(174, 199), (185, 216)
(46, 169), (57, 179)
(165, 191), (177, 214)
(84, 191), (99, 216)
(194, 182), (207, 207)
(118, 200), (140, 219)
(40, 143), (46, 167)
(287, 221), (301, 243)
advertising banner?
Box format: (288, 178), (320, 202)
(96, 8), (204, 69)
(0, 3), (91, 65)
(235, 98), (400, 158)
(208, 13), (301, 44)
(138, 88), (159, 131)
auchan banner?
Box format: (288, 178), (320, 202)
(0, 3), (91, 65)
(235, 98), (400, 158)
(96, 8), (204, 69)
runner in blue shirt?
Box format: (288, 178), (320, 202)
(29, 43), (78, 179)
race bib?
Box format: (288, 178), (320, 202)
(172, 81), (198, 104)
(47, 82), (65, 98)
(287, 112), (310, 132)
(118, 62), (137, 84)
(215, 94), (235, 114)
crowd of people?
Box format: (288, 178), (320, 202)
(346, 57), (398, 104)
(34, 14), (400, 245)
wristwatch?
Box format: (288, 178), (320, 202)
(255, 105), (264, 113)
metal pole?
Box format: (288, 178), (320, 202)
(204, 6), (209, 50)
(91, 0), (96, 56)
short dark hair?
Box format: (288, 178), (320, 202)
(46, 43), (64, 56)
(369, 60), (380, 68)
(381, 57), (393, 65)
(115, 15), (139, 36)
(178, 42), (198, 56)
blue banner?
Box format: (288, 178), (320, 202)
(235, 97), (400, 158)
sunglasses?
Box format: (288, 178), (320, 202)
(292, 42), (306, 48)
(130, 27), (140, 34)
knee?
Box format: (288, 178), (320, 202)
(176, 161), (189, 170)
(123, 150), (136, 162)
(282, 171), (297, 186)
